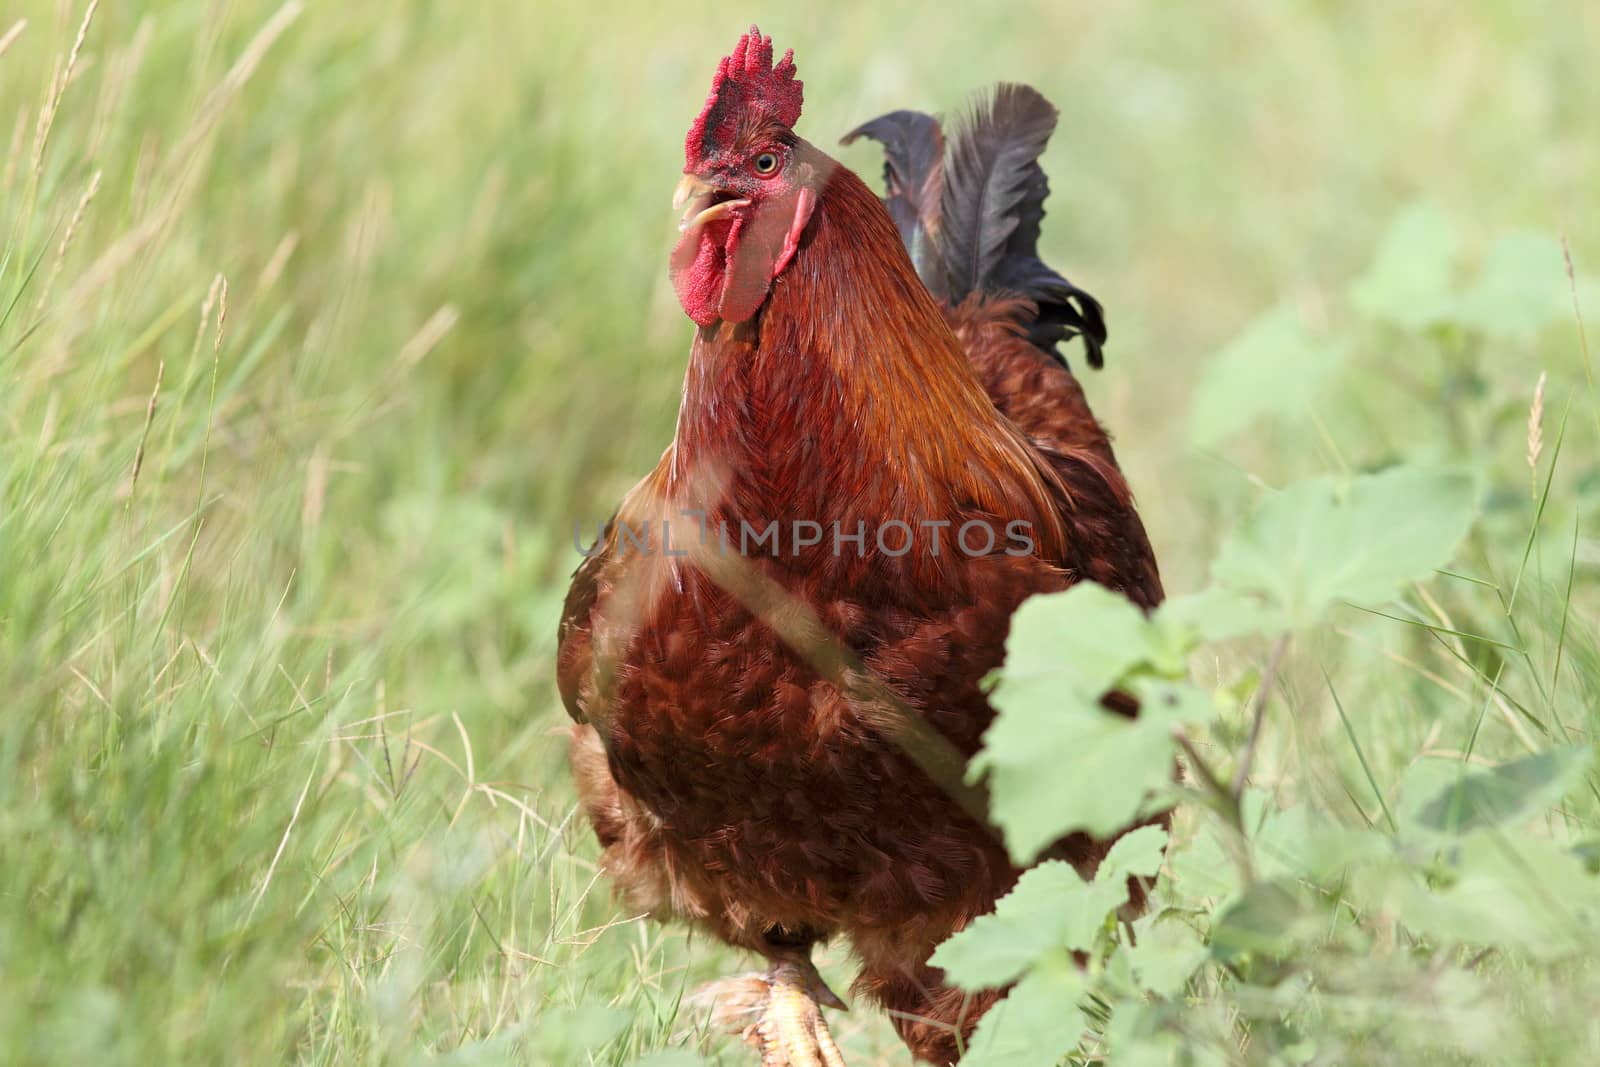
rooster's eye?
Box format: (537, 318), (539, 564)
(752, 151), (780, 176)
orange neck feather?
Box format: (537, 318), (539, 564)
(664, 148), (1066, 568)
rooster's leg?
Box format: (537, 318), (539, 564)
(700, 954), (848, 1067)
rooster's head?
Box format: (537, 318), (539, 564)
(671, 26), (822, 328)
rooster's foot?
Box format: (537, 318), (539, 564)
(698, 957), (848, 1067)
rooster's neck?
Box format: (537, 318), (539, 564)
(667, 157), (1064, 560)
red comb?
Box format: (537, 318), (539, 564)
(685, 25), (803, 165)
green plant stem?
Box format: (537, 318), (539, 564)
(1230, 634), (1292, 796)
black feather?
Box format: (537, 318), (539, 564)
(938, 84), (1057, 299)
(991, 256), (1107, 369)
(937, 83), (1108, 369)
(840, 110), (947, 297)
(846, 84), (1109, 369)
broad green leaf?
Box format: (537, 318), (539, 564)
(1130, 677), (1215, 730)
(1456, 232), (1567, 338)
(930, 862), (1086, 990)
(1000, 583), (1158, 698)
(961, 953), (1088, 1067)
(1271, 1022), (1319, 1065)
(1126, 913), (1208, 997)
(536, 1003), (630, 1060)
(1395, 755), (1469, 826)
(1104, 1000), (1187, 1067)
(1158, 587), (1281, 643)
(1101, 934), (1137, 989)
(1407, 747), (1593, 835)
(1390, 832), (1600, 960)
(975, 696), (1180, 861)
(1209, 880), (1319, 966)
(1187, 307), (1342, 448)
(1252, 801), (1390, 882)
(1349, 202), (1460, 329)
(931, 860), (1129, 991)
(979, 587), (1197, 861)
(1108, 1036), (1182, 1067)
(1099, 825), (1170, 884)
(1211, 465), (1477, 627)
(1061, 877), (1135, 951)
(1168, 821), (1240, 900)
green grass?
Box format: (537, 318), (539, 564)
(2, 1), (1597, 1064)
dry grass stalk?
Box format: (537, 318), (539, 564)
(1526, 370), (1546, 494)
(168, 0), (304, 170)
(87, 16), (153, 160)
(34, 168), (102, 311)
(125, 359), (166, 501)
(62, 3), (301, 316)
(30, 0), (98, 176)
(2, 107), (25, 198)
(395, 305), (461, 371)
(256, 231), (301, 294)
(0, 18), (26, 61)
(213, 275), (229, 353)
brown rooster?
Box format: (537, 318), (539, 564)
(558, 26), (1161, 1065)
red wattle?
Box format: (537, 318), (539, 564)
(671, 216), (742, 328)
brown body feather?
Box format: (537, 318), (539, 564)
(558, 147), (1159, 1063)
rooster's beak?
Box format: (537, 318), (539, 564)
(673, 174), (711, 211)
(674, 174), (751, 234)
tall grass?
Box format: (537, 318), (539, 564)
(1, 1), (1596, 1064)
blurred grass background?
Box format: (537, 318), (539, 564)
(2, 1), (1597, 1063)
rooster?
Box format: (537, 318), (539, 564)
(558, 26), (1161, 1065)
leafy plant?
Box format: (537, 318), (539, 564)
(947, 204), (1600, 1065)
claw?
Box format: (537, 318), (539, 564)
(698, 959), (848, 1067)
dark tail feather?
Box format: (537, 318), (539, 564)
(941, 83), (1107, 369)
(840, 110), (947, 298)
(990, 251), (1107, 370)
(845, 84), (1108, 369)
